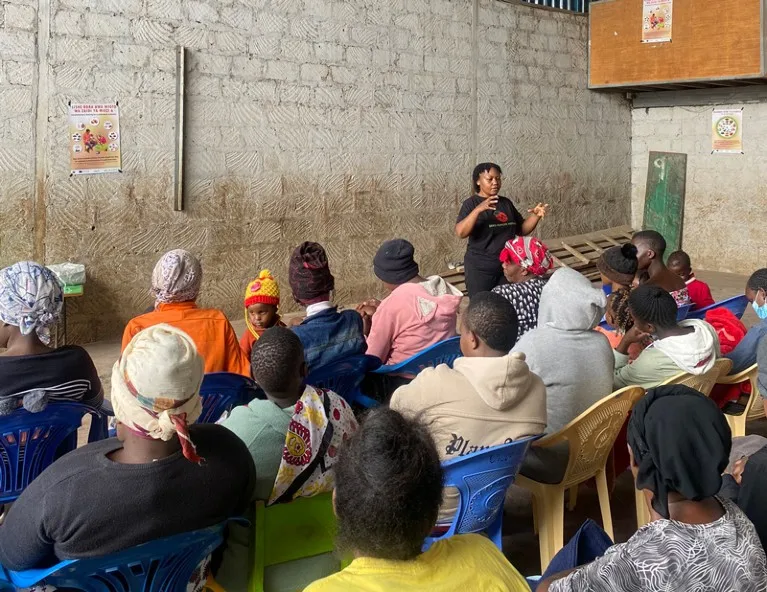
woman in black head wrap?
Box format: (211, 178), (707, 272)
(539, 385), (767, 592)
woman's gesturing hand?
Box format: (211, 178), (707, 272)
(528, 203), (550, 218)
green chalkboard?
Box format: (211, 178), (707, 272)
(643, 151), (687, 259)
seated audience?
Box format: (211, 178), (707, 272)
(726, 268), (767, 374)
(288, 242), (366, 371)
(364, 239), (462, 365)
(304, 407), (530, 592)
(492, 236), (553, 343)
(632, 230), (691, 306)
(513, 267), (613, 434)
(597, 243), (638, 292)
(239, 269), (285, 359)
(0, 262), (103, 414)
(613, 285), (721, 390)
(391, 292), (545, 521)
(0, 324), (255, 571)
(122, 249), (249, 376)
(218, 327), (357, 591)
(222, 327), (357, 502)
(667, 250), (715, 310)
(721, 433), (767, 549)
(539, 386), (767, 591)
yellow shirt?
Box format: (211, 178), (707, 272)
(303, 534), (529, 592)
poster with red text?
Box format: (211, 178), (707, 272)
(69, 102), (121, 175)
(642, 0), (672, 43)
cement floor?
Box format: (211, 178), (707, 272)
(80, 269), (762, 576)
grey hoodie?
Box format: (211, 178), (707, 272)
(512, 267), (614, 433)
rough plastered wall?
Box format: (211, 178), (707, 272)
(1, 0), (631, 343)
(631, 101), (767, 275)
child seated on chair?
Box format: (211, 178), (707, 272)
(390, 292), (545, 523)
(0, 324), (255, 586)
(239, 269), (285, 359)
(613, 285), (721, 391)
(304, 407), (531, 592)
(667, 250), (715, 310)
(288, 242), (366, 371)
(361, 239), (462, 366)
(631, 230), (691, 307)
(217, 327), (358, 590)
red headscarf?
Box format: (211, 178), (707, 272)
(499, 236), (553, 277)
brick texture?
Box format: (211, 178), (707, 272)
(0, 0), (631, 344)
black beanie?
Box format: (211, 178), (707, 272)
(597, 243), (638, 286)
(373, 239), (420, 285)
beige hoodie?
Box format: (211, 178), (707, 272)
(390, 352), (547, 520)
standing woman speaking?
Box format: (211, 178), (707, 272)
(456, 163), (549, 297)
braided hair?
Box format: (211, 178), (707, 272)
(607, 288), (634, 334)
(747, 268), (767, 293)
(628, 284), (677, 329)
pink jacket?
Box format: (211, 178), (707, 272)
(367, 277), (463, 366)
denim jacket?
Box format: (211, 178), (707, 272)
(292, 307), (366, 371)
(726, 318), (767, 374)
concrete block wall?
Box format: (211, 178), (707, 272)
(631, 101), (767, 275)
(1, 0), (632, 343)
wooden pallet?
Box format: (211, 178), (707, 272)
(441, 225), (635, 294)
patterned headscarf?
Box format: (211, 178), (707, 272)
(111, 324), (205, 464)
(151, 250), (202, 305)
(0, 262), (64, 345)
(628, 385), (730, 519)
(289, 242), (335, 303)
(499, 236), (553, 277)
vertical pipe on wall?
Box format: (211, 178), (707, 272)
(173, 46), (186, 212)
(33, 0), (51, 261)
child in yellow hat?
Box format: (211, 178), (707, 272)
(239, 270), (285, 358)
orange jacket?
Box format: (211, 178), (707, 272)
(121, 302), (250, 377)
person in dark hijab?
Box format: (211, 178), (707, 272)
(288, 242), (365, 371)
(538, 385), (767, 592)
(720, 434), (767, 549)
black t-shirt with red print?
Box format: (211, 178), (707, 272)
(457, 195), (525, 266)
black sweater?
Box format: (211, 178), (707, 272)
(0, 424), (256, 571)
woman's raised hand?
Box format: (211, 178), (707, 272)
(475, 196), (499, 213)
(528, 203), (550, 218)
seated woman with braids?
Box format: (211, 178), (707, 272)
(613, 285), (720, 390)
(595, 289), (644, 362)
(539, 386), (767, 591)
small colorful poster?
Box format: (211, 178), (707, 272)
(642, 0), (672, 43)
(68, 102), (122, 175)
(711, 108), (744, 154)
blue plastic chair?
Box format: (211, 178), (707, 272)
(0, 402), (106, 504)
(423, 436), (539, 552)
(373, 336), (462, 377)
(307, 355), (382, 409)
(676, 303), (692, 321)
(687, 294), (750, 321)
(199, 372), (261, 423)
(0, 522), (231, 591)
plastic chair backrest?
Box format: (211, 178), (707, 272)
(423, 437), (539, 552)
(686, 294), (750, 321)
(3, 522), (229, 592)
(676, 303), (692, 321)
(718, 364), (762, 432)
(533, 386), (645, 488)
(199, 372), (260, 423)
(0, 402), (105, 504)
(250, 493), (339, 592)
(659, 357), (733, 396)
(306, 355), (382, 406)
(373, 336), (462, 376)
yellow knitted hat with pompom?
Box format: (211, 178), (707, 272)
(244, 269), (280, 308)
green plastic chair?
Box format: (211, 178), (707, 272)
(249, 492), (345, 592)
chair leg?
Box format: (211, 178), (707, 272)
(544, 487), (565, 563)
(532, 495), (538, 535)
(534, 493), (551, 573)
(635, 485), (651, 529)
(595, 470), (614, 540)
(567, 485), (578, 511)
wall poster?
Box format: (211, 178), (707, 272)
(69, 102), (122, 175)
(642, 0), (672, 43)
(711, 108), (744, 154)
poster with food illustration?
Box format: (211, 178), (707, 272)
(712, 108), (743, 154)
(641, 0), (672, 43)
(69, 102), (122, 175)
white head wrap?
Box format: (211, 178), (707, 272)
(0, 262), (63, 345)
(150, 250), (202, 305)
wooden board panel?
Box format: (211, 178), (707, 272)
(589, 0), (766, 88)
(642, 151), (687, 258)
